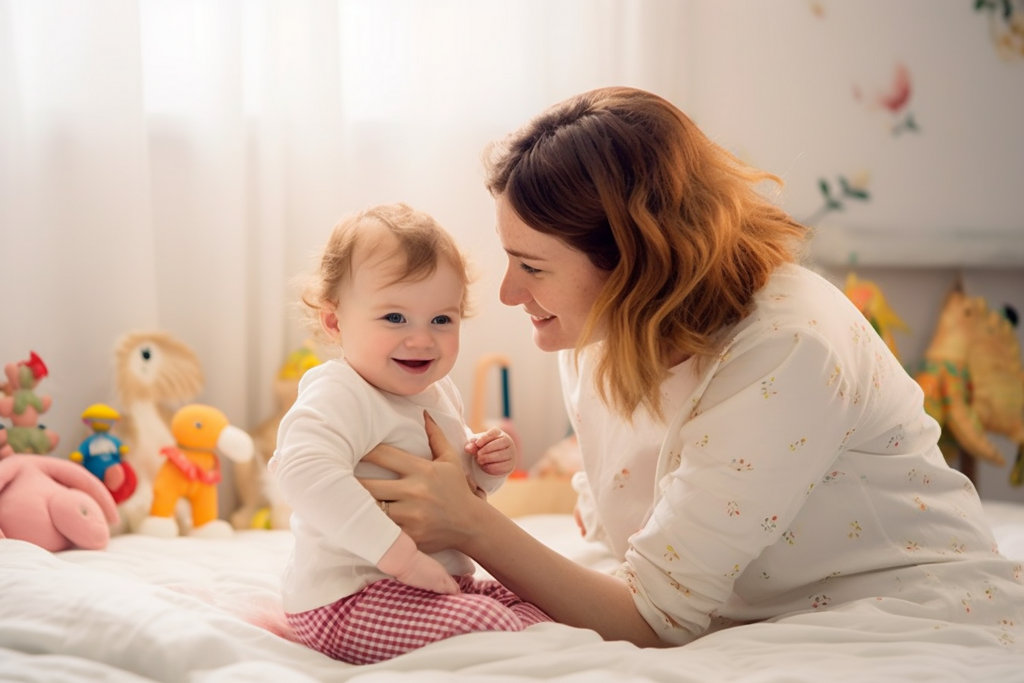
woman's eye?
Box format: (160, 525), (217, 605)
(432, 315), (452, 325)
(520, 263), (541, 275)
(383, 313), (405, 324)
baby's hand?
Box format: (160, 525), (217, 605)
(466, 427), (517, 476)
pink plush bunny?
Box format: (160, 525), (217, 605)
(0, 454), (120, 551)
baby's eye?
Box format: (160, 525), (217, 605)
(431, 314), (453, 325)
(520, 263), (541, 275)
(382, 313), (406, 324)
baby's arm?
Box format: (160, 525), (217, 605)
(466, 427), (517, 476)
(274, 370), (459, 595)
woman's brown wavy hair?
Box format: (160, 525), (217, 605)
(484, 86), (808, 420)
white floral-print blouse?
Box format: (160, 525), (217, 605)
(563, 264), (1024, 646)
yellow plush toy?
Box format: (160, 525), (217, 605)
(112, 330), (204, 533)
(137, 403), (254, 538)
(844, 272), (910, 362)
(915, 281), (1024, 483)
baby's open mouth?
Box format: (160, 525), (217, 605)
(395, 359), (431, 369)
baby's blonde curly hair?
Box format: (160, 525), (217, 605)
(298, 203), (474, 340)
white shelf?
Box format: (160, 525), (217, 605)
(808, 226), (1024, 269)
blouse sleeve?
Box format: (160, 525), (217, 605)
(623, 326), (867, 644)
(571, 469), (609, 545)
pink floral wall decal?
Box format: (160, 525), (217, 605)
(853, 63), (919, 136)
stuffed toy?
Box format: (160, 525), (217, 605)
(231, 343), (319, 530)
(915, 280), (1024, 481)
(0, 351), (60, 457)
(138, 403), (253, 538)
(0, 454), (119, 551)
(112, 331), (204, 532)
(844, 272), (910, 362)
(69, 403), (137, 504)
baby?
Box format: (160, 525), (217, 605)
(269, 203), (550, 664)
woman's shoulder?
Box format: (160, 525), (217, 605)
(754, 263), (844, 309)
(737, 264), (856, 333)
(710, 264), (856, 360)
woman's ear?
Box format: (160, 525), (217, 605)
(319, 307), (342, 342)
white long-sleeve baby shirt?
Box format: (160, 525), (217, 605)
(270, 359), (505, 613)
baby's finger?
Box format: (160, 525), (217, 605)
(475, 437), (509, 456)
(476, 449), (511, 465)
(477, 427), (503, 441)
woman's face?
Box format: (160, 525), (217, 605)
(495, 195), (611, 351)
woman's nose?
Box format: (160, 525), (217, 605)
(499, 267), (527, 306)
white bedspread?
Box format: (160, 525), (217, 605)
(3, 501), (1024, 682)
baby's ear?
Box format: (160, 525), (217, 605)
(319, 308), (342, 341)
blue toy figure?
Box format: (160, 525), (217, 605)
(70, 403), (137, 503)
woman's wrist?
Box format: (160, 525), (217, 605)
(457, 495), (513, 558)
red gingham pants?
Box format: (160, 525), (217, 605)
(286, 575), (552, 664)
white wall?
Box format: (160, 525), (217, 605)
(0, 1), (694, 517)
(684, 1), (1024, 502)
(2, 1), (1021, 511)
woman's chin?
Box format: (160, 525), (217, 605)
(532, 330), (571, 353)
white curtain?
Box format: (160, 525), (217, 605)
(0, 0), (689, 478)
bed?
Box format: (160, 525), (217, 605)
(3, 500), (1024, 683)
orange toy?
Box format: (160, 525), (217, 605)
(914, 280), (1023, 481)
(844, 272), (910, 362)
(137, 404), (253, 538)
(112, 330), (204, 533)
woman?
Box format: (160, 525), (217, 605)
(360, 86), (1023, 648)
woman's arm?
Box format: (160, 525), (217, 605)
(359, 413), (666, 648)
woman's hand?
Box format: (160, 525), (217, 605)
(364, 414), (664, 647)
(359, 412), (485, 553)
